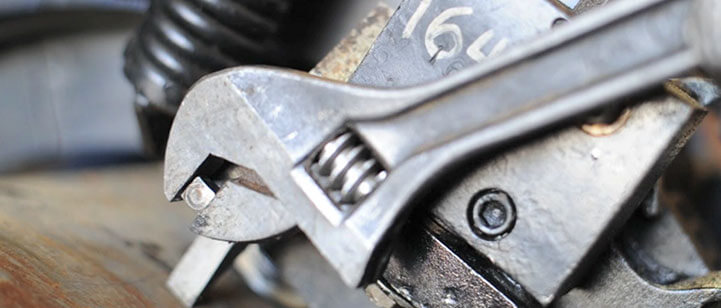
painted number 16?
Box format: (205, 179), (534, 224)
(402, 0), (509, 63)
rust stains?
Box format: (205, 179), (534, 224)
(0, 221), (153, 308)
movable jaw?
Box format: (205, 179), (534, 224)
(162, 67), (302, 243)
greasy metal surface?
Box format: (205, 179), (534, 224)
(618, 210), (709, 284)
(554, 246), (721, 307)
(430, 95), (705, 303)
(189, 180), (295, 243)
(381, 225), (516, 308)
(246, 7), (415, 307)
(551, 207), (720, 307)
(0, 165), (272, 307)
(348, 1), (712, 303)
(351, 0), (699, 167)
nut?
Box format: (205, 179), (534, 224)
(182, 177), (217, 211)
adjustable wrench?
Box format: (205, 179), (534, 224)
(164, 0), (721, 287)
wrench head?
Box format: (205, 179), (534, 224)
(163, 67), (307, 242)
(164, 66), (414, 202)
(163, 65), (430, 286)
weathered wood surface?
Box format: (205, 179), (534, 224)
(0, 164), (271, 307)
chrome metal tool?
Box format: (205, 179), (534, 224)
(164, 0), (721, 293)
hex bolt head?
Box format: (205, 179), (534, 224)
(468, 189), (516, 240)
(183, 177), (217, 211)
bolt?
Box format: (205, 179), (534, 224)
(183, 177), (217, 211)
(468, 189), (516, 240)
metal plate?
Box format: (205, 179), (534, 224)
(351, 0), (567, 87)
(429, 95), (704, 303)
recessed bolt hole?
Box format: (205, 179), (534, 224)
(468, 189), (516, 240)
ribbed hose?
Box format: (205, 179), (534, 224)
(123, 0), (309, 155)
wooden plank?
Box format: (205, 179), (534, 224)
(0, 164), (270, 307)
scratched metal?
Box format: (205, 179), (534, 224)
(350, 0), (567, 87)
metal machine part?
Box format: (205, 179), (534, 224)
(381, 208), (721, 308)
(351, 0), (717, 304)
(616, 210), (710, 286)
(229, 206), (721, 307)
(379, 222), (522, 308)
(351, 0), (568, 87)
(554, 246), (721, 308)
(427, 95), (705, 303)
(166, 236), (244, 307)
(164, 0), (721, 291)
(368, 1), (721, 305)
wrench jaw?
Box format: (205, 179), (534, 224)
(163, 65), (433, 286)
(189, 182), (297, 243)
(163, 66), (343, 203)
(163, 71), (244, 203)
(163, 68), (302, 242)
